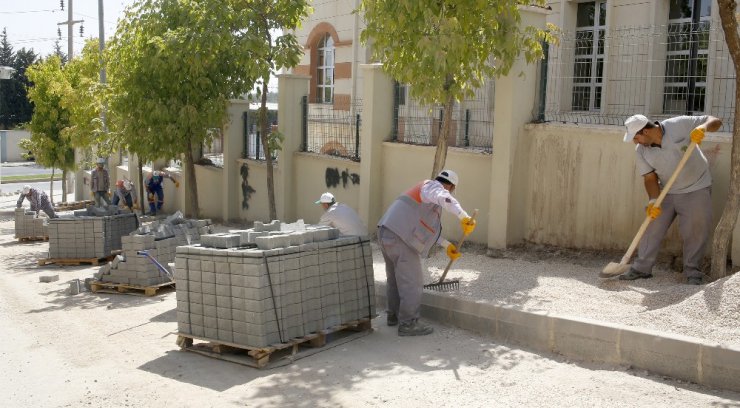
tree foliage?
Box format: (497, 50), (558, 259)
(22, 55), (76, 199)
(0, 28), (37, 129)
(360, 0), (557, 176)
(105, 0), (310, 218)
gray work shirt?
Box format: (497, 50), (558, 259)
(635, 115), (711, 195)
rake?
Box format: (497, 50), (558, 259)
(424, 209), (478, 292)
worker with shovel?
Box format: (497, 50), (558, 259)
(377, 169), (476, 336)
(619, 114), (721, 285)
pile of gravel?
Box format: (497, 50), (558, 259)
(370, 242), (740, 347)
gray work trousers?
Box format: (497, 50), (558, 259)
(633, 187), (711, 279)
(94, 191), (111, 207)
(378, 226), (423, 324)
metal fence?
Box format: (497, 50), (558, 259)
(301, 96), (362, 161)
(391, 82), (495, 153)
(542, 22), (735, 132)
(243, 108), (279, 161)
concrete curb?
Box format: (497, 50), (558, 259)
(375, 282), (740, 393)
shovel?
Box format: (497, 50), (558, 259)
(424, 209), (478, 291)
(600, 141), (698, 278)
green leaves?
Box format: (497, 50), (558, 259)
(360, 0), (555, 107)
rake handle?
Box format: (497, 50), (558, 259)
(620, 141), (698, 265)
(437, 209), (478, 284)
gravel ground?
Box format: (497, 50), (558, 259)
(370, 242), (740, 348)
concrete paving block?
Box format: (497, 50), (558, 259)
(188, 292), (203, 305)
(39, 275), (59, 283)
(177, 322), (191, 334)
(204, 316), (218, 329)
(202, 294), (217, 306)
(215, 284), (231, 297)
(204, 327), (218, 340)
(217, 329), (233, 343)
(201, 282), (216, 295)
(201, 271), (215, 284)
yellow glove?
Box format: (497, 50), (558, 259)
(646, 200), (661, 220)
(90, 191), (95, 199)
(461, 216), (476, 236)
(148, 193), (155, 202)
(690, 127), (705, 144)
(175, 181), (180, 188)
(446, 243), (461, 261)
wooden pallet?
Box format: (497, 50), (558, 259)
(176, 318), (373, 368)
(54, 200), (95, 212)
(18, 236), (49, 242)
(89, 280), (175, 296)
(38, 254), (115, 266)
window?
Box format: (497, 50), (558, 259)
(317, 34), (334, 104)
(572, 1), (606, 111)
(663, 0), (711, 114)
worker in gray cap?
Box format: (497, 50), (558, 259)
(621, 114), (721, 285)
(377, 169), (476, 336)
(17, 185), (57, 218)
(315, 192), (368, 237)
(91, 157), (111, 207)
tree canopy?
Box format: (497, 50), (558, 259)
(360, 0), (557, 175)
(0, 28), (37, 129)
(105, 0), (311, 217)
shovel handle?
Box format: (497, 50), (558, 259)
(621, 141), (698, 264)
(437, 209), (478, 284)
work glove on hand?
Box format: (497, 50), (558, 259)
(690, 127), (705, 145)
(175, 181), (180, 188)
(646, 199), (662, 220)
(446, 243), (461, 261)
(147, 193), (155, 202)
(461, 216), (476, 236)
(90, 191), (95, 199)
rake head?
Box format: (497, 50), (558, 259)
(423, 279), (460, 292)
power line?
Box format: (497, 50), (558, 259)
(0, 9), (60, 14)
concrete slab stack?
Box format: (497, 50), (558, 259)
(47, 213), (138, 259)
(175, 224), (375, 348)
(14, 208), (48, 239)
(94, 217), (213, 286)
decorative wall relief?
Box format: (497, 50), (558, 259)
(325, 167), (360, 188)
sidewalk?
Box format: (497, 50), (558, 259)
(370, 242), (740, 393)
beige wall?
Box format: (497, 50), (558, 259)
(1, 130), (30, 162)
(293, 152), (361, 225)
(194, 165), (223, 219)
(523, 123), (731, 253)
(234, 159), (280, 224)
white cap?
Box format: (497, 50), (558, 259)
(123, 180), (133, 191)
(96, 157), (106, 164)
(153, 171), (161, 177)
(315, 192), (335, 204)
(22, 185), (31, 195)
(623, 114), (650, 142)
(436, 169), (459, 186)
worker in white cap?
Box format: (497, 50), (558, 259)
(91, 157), (111, 207)
(315, 192), (367, 237)
(17, 185), (57, 218)
(377, 169), (476, 336)
(620, 114), (722, 285)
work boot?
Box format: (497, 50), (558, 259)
(387, 312), (398, 326)
(618, 268), (653, 281)
(398, 319), (433, 336)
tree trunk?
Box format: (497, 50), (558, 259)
(138, 157), (145, 217)
(61, 169), (67, 203)
(711, 0), (740, 280)
(431, 92), (455, 179)
(49, 169), (55, 205)
(260, 80), (277, 221)
(184, 138), (200, 218)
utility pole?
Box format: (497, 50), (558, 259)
(58, 0), (84, 60)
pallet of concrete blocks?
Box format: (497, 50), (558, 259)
(91, 234), (176, 296)
(174, 233), (375, 361)
(45, 213), (139, 261)
(53, 200), (95, 212)
(14, 208), (49, 241)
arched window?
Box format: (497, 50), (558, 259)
(316, 34), (334, 104)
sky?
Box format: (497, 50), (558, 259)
(1, 0), (137, 58)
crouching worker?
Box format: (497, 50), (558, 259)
(145, 170), (179, 215)
(17, 185), (58, 218)
(113, 179), (138, 211)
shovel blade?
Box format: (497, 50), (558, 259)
(600, 262), (630, 278)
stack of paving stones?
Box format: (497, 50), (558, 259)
(47, 213), (138, 259)
(14, 208), (48, 239)
(95, 217), (213, 286)
(175, 221), (376, 348)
